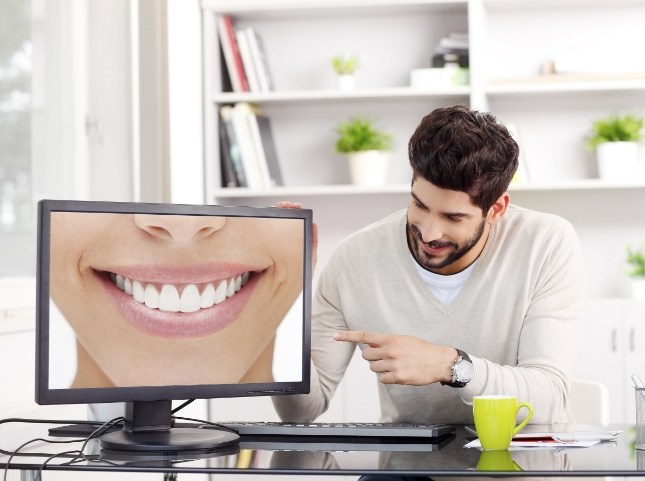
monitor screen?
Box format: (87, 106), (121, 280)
(35, 199), (312, 453)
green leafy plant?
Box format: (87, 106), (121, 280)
(627, 244), (645, 278)
(586, 114), (645, 151)
(334, 116), (393, 153)
(331, 52), (360, 75)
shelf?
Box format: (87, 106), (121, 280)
(483, 0), (645, 12)
(201, 0), (467, 17)
(486, 74), (645, 96)
(211, 86), (471, 105)
(213, 184), (410, 198)
(211, 179), (645, 199)
(509, 179), (645, 191)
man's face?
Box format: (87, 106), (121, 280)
(406, 178), (491, 275)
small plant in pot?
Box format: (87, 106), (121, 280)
(626, 243), (645, 300)
(585, 114), (644, 181)
(334, 116), (393, 187)
(331, 51), (360, 91)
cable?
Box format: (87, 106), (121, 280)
(1, 416), (123, 481)
(171, 415), (238, 434)
(171, 399), (195, 414)
(2, 401), (212, 478)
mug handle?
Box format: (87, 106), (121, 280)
(512, 401), (534, 437)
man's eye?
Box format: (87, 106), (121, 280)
(447, 215), (463, 222)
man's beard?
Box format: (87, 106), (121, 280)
(406, 217), (486, 272)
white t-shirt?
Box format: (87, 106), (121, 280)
(411, 253), (476, 304)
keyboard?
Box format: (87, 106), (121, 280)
(215, 421), (454, 439)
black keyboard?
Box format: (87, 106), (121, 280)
(215, 421), (454, 439)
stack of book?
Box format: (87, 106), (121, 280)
(431, 32), (469, 70)
(219, 102), (283, 189)
(218, 14), (274, 93)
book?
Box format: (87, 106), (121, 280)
(230, 103), (265, 189)
(219, 105), (248, 188)
(256, 115), (283, 186)
(245, 108), (273, 189)
(245, 27), (274, 92)
(235, 28), (261, 93)
(217, 14), (249, 92)
(218, 120), (238, 187)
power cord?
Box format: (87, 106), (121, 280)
(1, 400), (214, 480)
(1, 416), (123, 481)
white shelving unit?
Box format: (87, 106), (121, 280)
(200, 0), (645, 423)
(200, 0), (645, 290)
(202, 0), (645, 199)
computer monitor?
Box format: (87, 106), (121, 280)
(35, 199), (312, 454)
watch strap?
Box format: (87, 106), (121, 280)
(441, 348), (472, 388)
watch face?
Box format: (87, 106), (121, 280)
(455, 359), (474, 383)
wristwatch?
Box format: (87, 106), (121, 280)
(441, 348), (473, 388)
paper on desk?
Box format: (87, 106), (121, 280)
(464, 431), (621, 450)
(464, 438), (599, 449)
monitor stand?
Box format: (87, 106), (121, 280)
(99, 400), (239, 454)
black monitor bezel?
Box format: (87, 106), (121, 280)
(35, 199), (312, 405)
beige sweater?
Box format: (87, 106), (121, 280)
(273, 205), (587, 424)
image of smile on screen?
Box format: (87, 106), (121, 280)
(35, 199), (312, 454)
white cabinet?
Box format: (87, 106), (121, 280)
(574, 299), (645, 423)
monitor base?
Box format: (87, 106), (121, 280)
(100, 427), (239, 454)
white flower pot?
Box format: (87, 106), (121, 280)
(347, 150), (389, 186)
(596, 141), (639, 181)
(337, 75), (355, 91)
(632, 278), (645, 300)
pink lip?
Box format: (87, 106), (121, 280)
(421, 244), (450, 256)
(98, 267), (261, 338)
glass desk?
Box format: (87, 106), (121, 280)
(0, 421), (643, 478)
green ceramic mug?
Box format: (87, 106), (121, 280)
(473, 395), (533, 450)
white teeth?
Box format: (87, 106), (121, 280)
(159, 284), (180, 312)
(110, 272), (251, 313)
(132, 280), (145, 303)
(214, 279), (227, 304)
(124, 278), (133, 295)
(226, 278), (236, 297)
(144, 284), (160, 309)
(180, 284), (201, 313)
(200, 283), (216, 309)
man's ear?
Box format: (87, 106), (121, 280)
(487, 192), (510, 225)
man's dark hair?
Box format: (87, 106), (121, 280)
(408, 104), (519, 213)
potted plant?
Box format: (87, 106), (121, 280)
(627, 243), (645, 300)
(331, 51), (360, 91)
(334, 116), (393, 186)
(585, 114), (644, 181)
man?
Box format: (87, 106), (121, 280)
(274, 105), (586, 425)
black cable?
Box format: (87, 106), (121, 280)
(61, 417), (124, 466)
(34, 449), (84, 481)
(171, 399), (195, 414)
(2, 401), (213, 478)
(171, 415), (238, 434)
(1, 416), (123, 481)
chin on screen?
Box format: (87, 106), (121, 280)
(35, 199), (312, 454)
